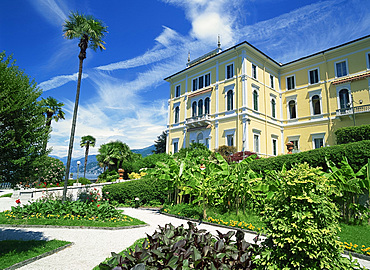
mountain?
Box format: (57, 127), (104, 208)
(51, 145), (155, 174)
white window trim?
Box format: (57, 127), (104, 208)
(191, 72), (211, 91)
(173, 102), (180, 124)
(252, 84), (260, 112)
(196, 131), (204, 144)
(308, 67), (320, 85)
(224, 84), (235, 112)
(175, 84), (181, 98)
(251, 63), (257, 80)
(312, 133), (325, 149)
(270, 74), (274, 89)
(271, 135), (278, 156)
(366, 51), (370, 70)
(172, 138), (179, 153)
(225, 62), (235, 80)
(334, 59), (348, 78)
(335, 83), (352, 109)
(308, 89), (323, 116)
(270, 93), (277, 119)
(287, 135), (300, 152)
(286, 74), (296, 90)
(286, 95), (298, 120)
(252, 129), (261, 153)
(224, 128), (235, 147)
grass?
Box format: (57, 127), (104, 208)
(0, 239), (70, 269)
(0, 211), (145, 228)
(92, 238), (145, 270)
(0, 193), (12, 198)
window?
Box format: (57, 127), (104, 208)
(192, 73), (211, 91)
(175, 85), (181, 98)
(272, 139), (277, 156)
(204, 97), (210, 115)
(197, 133), (204, 144)
(198, 99), (203, 116)
(312, 133), (325, 149)
(335, 61), (348, 77)
(339, 89), (350, 109)
(192, 101), (197, 117)
(367, 52), (370, 69)
(173, 142), (178, 153)
(174, 106), (179, 123)
(253, 90), (258, 111)
(252, 64), (257, 79)
(205, 138), (210, 149)
(309, 69), (319, 84)
(270, 75), (274, 89)
(271, 98), (276, 118)
(290, 140), (299, 152)
(312, 95), (321, 115)
(253, 134), (259, 153)
(227, 134), (234, 147)
(288, 100), (297, 119)
(226, 64), (234, 79)
(287, 76), (295, 90)
(227, 90), (233, 111)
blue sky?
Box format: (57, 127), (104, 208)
(1, 0), (369, 158)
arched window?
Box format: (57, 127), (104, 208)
(198, 99), (203, 116)
(312, 95), (321, 115)
(227, 90), (233, 111)
(253, 90), (258, 111)
(192, 101), (197, 117)
(205, 97), (210, 115)
(174, 106), (179, 123)
(288, 100), (296, 119)
(339, 89), (350, 109)
(271, 98), (276, 118)
(197, 133), (203, 144)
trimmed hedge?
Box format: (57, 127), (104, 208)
(102, 177), (167, 205)
(335, 124), (370, 144)
(249, 140), (370, 173)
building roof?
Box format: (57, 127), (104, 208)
(164, 34), (370, 81)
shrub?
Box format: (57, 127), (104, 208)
(99, 222), (259, 270)
(102, 177), (167, 206)
(249, 140), (370, 173)
(335, 124), (370, 144)
(257, 163), (363, 269)
(97, 170), (119, 183)
(76, 177), (91, 185)
(36, 156), (65, 185)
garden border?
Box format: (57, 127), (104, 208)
(0, 223), (148, 230)
(160, 211), (370, 262)
(4, 242), (73, 270)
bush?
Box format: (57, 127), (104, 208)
(37, 156), (65, 185)
(257, 163), (363, 269)
(249, 140), (370, 173)
(102, 177), (168, 206)
(335, 124), (370, 144)
(97, 170), (119, 183)
(75, 177), (91, 185)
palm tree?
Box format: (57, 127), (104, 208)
(80, 135), (96, 178)
(62, 11), (107, 201)
(40, 97), (65, 127)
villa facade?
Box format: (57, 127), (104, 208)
(164, 35), (370, 156)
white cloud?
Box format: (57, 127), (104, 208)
(39, 72), (88, 91)
(28, 0), (68, 26)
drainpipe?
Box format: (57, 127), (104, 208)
(322, 53), (332, 141)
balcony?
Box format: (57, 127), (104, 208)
(186, 114), (211, 128)
(336, 104), (370, 116)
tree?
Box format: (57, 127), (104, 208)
(80, 135), (96, 178)
(62, 11), (107, 201)
(39, 97), (65, 127)
(0, 52), (49, 186)
(154, 131), (167, 154)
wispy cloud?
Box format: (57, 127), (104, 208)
(39, 72), (88, 91)
(28, 0), (68, 26)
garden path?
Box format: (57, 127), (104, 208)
(0, 197), (369, 269)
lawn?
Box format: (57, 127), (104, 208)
(0, 239), (70, 269)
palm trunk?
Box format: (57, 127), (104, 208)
(83, 143), (89, 178)
(63, 50), (85, 201)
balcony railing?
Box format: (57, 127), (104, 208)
(185, 114), (211, 128)
(336, 104), (370, 116)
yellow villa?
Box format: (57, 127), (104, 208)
(164, 35), (370, 156)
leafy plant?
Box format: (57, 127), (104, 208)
(99, 222), (259, 270)
(335, 124), (370, 144)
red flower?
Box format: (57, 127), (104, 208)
(15, 199), (21, 204)
(44, 182), (46, 185)
(56, 183), (59, 186)
(97, 204), (100, 207)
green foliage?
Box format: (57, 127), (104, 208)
(102, 177), (168, 206)
(39, 96), (65, 127)
(249, 140), (370, 173)
(0, 52), (49, 185)
(97, 170), (119, 183)
(214, 145), (237, 162)
(99, 222), (259, 270)
(131, 153), (171, 173)
(38, 156), (65, 185)
(154, 131), (166, 154)
(335, 124), (370, 144)
(174, 142), (211, 160)
(257, 163), (364, 270)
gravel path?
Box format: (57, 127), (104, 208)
(1, 194), (369, 269)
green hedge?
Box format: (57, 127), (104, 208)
(102, 177), (167, 205)
(249, 140), (370, 173)
(335, 124), (370, 144)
